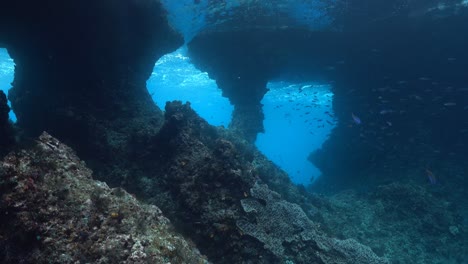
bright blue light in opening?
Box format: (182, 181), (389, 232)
(256, 81), (336, 185)
(147, 47), (233, 127)
(148, 49), (336, 185)
(0, 48), (16, 122)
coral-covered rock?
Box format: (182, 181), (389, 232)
(0, 132), (208, 264)
(238, 183), (387, 264)
(137, 101), (387, 264)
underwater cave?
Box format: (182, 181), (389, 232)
(0, 0), (467, 263)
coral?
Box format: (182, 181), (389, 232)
(0, 132), (208, 264)
(238, 183), (316, 257)
(237, 183), (389, 264)
(128, 101), (386, 263)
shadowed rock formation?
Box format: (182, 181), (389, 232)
(0, 0), (183, 185)
(187, 28), (331, 143)
(0, 91), (14, 157)
(307, 14), (468, 192)
(188, 7), (468, 192)
(188, 30), (281, 143)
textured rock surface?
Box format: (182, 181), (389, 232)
(135, 101), (387, 264)
(0, 132), (208, 264)
(237, 183), (386, 264)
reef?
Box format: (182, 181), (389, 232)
(1, 0), (467, 263)
(131, 101), (388, 263)
(0, 104), (389, 264)
(0, 132), (208, 263)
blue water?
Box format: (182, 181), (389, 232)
(0, 48), (16, 122)
(257, 82), (335, 185)
(148, 47), (233, 127)
(155, 1), (337, 185)
(1, 46), (336, 185)
(148, 48), (335, 185)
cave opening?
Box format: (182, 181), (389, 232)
(0, 48), (16, 122)
(147, 47), (233, 127)
(147, 47), (337, 186)
(256, 81), (336, 185)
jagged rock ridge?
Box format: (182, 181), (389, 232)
(0, 132), (209, 264)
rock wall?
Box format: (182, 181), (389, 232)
(188, 12), (468, 191)
(0, 91), (14, 157)
(188, 30), (284, 143)
(308, 14), (468, 191)
(0, 0), (183, 185)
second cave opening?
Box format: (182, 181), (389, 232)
(256, 81), (335, 185)
(0, 48), (16, 122)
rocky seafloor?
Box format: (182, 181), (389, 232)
(0, 100), (466, 264)
(0, 101), (389, 264)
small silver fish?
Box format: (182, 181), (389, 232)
(444, 102), (457, 106)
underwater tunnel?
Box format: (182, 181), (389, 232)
(0, 0), (467, 263)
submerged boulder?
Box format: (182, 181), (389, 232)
(0, 132), (208, 264)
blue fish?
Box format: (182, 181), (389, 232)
(351, 113), (361, 125)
